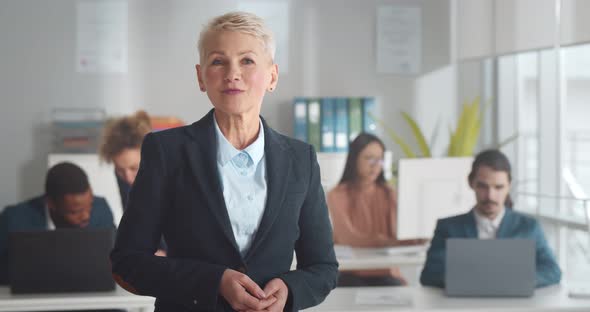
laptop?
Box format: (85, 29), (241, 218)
(445, 238), (536, 297)
(8, 228), (116, 294)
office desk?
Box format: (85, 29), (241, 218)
(335, 246), (426, 270)
(0, 286), (155, 311)
(305, 285), (590, 311)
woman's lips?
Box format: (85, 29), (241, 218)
(223, 89), (243, 95)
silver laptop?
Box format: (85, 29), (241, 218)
(445, 238), (536, 297)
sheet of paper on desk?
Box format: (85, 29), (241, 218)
(569, 285), (590, 299)
(334, 245), (354, 259)
(354, 290), (412, 306)
(377, 244), (428, 255)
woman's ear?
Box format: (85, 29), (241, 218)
(268, 63), (279, 92)
(196, 64), (206, 92)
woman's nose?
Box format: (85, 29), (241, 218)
(225, 64), (241, 81)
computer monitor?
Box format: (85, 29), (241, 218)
(397, 157), (475, 239)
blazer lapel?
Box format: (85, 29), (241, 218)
(31, 196), (50, 229)
(244, 121), (291, 261)
(496, 208), (514, 238)
(183, 111), (239, 252)
(463, 209), (478, 238)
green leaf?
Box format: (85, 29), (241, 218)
(496, 132), (519, 149)
(448, 126), (457, 156)
(451, 97), (482, 156)
(401, 111), (431, 157)
(371, 112), (417, 158)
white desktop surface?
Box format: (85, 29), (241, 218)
(336, 246), (426, 270)
(305, 285), (590, 311)
(0, 286), (155, 311)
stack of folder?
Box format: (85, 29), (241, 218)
(293, 97), (377, 152)
(51, 108), (105, 154)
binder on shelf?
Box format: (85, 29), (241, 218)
(51, 108), (105, 154)
(348, 97), (363, 143)
(362, 97), (377, 134)
(307, 98), (322, 152)
(320, 98), (336, 152)
(292, 96), (378, 153)
(293, 97), (308, 142)
(334, 98), (349, 152)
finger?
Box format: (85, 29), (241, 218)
(263, 297), (286, 312)
(239, 275), (266, 299)
(257, 295), (277, 310)
(238, 291), (275, 311)
(242, 294), (276, 311)
(263, 281), (281, 297)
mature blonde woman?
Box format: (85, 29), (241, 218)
(110, 12), (338, 312)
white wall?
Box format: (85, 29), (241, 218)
(0, 0), (136, 209)
(457, 0), (590, 60)
(457, 0), (494, 60)
(560, 0), (590, 46)
(0, 0), (451, 209)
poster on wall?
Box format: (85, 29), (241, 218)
(376, 6), (421, 75)
(237, 1), (290, 74)
(76, 0), (128, 73)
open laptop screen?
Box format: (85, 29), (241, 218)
(445, 238), (536, 297)
(8, 228), (116, 294)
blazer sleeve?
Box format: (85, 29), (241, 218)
(0, 207), (10, 284)
(420, 219), (448, 287)
(279, 146), (339, 311)
(110, 133), (226, 311)
(532, 220), (562, 287)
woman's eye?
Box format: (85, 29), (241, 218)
(211, 59), (223, 65)
(242, 58), (255, 65)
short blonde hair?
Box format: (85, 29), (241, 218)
(198, 11), (276, 63)
(99, 110), (152, 163)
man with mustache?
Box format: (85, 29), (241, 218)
(0, 162), (115, 284)
(420, 149), (561, 288)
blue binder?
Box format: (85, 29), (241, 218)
(293, 97), (308, 142)
(320, 98), (336, 152)
(362, 97), (377, 134)
(334, 98), (349, 152)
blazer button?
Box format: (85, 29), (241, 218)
(238, 266), (247, 273)
(193, 299), (198, 305)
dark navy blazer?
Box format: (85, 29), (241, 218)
(110, 110), (338, 312)
(0, 195), (115, 284)
(420, 208), (562, 288)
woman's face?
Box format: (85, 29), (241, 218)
(112, 148), (141, 185)
(356, 142), (385, 183)
(196, 31), (278, 117)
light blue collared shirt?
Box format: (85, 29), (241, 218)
(214, 116), (267, 256)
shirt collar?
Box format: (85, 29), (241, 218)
(44, 205), (56, 230)
(214, 116), (265, 167)
(474, 206), (506, 229)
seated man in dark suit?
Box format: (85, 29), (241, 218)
(420, 149), (561, 288)
(0, 162), (115, 284)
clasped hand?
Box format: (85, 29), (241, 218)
(219, 269), (288, 312)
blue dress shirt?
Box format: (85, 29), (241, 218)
(214, 117), (267, 256)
